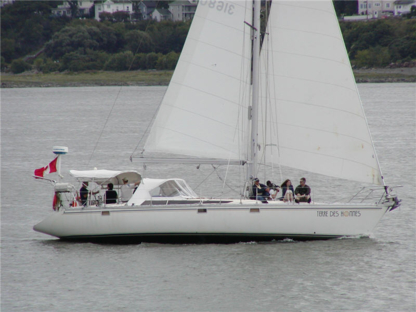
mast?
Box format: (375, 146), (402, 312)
(249, 0), (261, 180)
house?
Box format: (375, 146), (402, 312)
(151, 8), (172, 22)
(169, 0), (198, 22)
(137, 0), (157, 20)
(0, 0), (14, 7)
(95, 0), (133, 20)
(52, 0), (95, 17)
(394, 0), (416, 15)
(357, 0), (398, 18)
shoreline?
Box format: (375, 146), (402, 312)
(1, 68), (416, 88)
(353, 67), (416, 83)
(0, 70), (173, 88)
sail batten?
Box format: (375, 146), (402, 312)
(151, 111), (246, 136)
(271, 27), (343, 41)
(168, 81), (249, 107)
(264, 74), (357, 92)
(184, 37), (252, 61)
(259, 97), (369, 118)
(266, 50), (349, 66)
(175, 59), (252, 82)
(147, 127), (242, 156)
(260, 123), (373, 145)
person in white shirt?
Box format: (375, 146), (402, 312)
(120, 178), (141, 202)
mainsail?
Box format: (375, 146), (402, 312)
(258, 0), (383, 185)
(144, 1), (252, 161)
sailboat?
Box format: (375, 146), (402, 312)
(34, 0), (400, 243)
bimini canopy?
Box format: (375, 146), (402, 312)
(69, 170), (141, 186)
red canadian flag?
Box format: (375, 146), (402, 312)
(34, 157), (58, 178)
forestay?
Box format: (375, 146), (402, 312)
(258, 0), (383, 185)
(144, 0), (252, 161)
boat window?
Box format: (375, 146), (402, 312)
(149, 187), (163, 197)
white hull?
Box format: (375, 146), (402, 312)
(34, 201), (391, 243)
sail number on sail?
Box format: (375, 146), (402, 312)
(199, 0), (235, 15)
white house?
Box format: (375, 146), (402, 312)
(357, 0), (395, 18)
(394, 0), (416, 15)
(52, 0), (95, 17)
(95, 0), (133, 21)
(137, 0), (157, 20)
(0, 0), (14, 7)
(151, 8), (172, 22)
(169, 0), (198, 22)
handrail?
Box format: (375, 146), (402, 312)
(361, 189), (374, 203)
(347, 187), (366, 203)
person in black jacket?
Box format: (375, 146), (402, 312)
(79, 181), (99, 206)
(252, 178), (270, 202)
(295, 177), (311, 203)
(105, 183), (118, 204)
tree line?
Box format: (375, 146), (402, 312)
(1, 1), (189, 73)
(1, 1), (415, 74)
(341, 16), (416, 68)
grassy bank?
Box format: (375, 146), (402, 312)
(1, 68), (415, 88)
(353, 68), (416, 83)
(1, 70), (174, 88)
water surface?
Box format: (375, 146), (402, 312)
(2, 84), (415, 311)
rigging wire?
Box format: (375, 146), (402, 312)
(87, 86), (123, 166)
(129, 87), (167, 160)
(255, 0), (268, 181)
(194, 165), (241, 197)
(252, 0), (282, 185)
(240, 0), (251, 192)
(267, 0), (283, 183)
(213, 165), (242, 196)
(129, 0), (173, 160)
(87, 1), (161, 166)
(231, 0), (251, 195)
(193, 166), (218, 193)
(220, 156), (232, 197)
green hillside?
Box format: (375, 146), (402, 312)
(1, 1), (415, 75)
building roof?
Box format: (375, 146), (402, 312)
(153, 8), (172, 16)
(107, 0), (133, 3)
(394, 0), (416, 4)
(170, 0), (197, 7)
(53, 0), (95, 10)
(141, 0), (157, 8)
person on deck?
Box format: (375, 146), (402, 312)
(267, 180), (280, 200)
(252, 178), (270, 202)
(279, 179), (294, 202)
(105, 183), (118, 204)
(120, 178), (141, 203)
(295, 177), (311, 203)
(79, 181), (99, 206)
